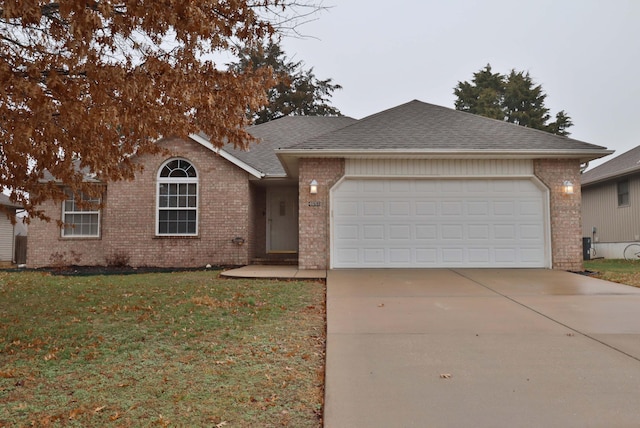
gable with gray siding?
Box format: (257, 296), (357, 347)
(581, 145), (640, 258)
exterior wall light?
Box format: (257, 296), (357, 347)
(310, 179), (318, 195)
(563, 180), (574, 195)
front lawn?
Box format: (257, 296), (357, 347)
(0, 271), (325, 427)
(584, 259), (640, 288)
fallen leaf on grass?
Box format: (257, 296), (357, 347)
(0, 370), (15, 378)
(69, 407), (85, 419)
(440, 373), (452, 379)
(44, 352), (57, 361)
(94, 405), (107, 413)
(216, 422), (228, 428)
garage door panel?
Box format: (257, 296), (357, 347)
(363, 225), (384, 239)
(468, 180), (490, 192)
(336, 224), (359, 239)
(495, 248), (517, 263)
(416, 201), (437, 215)
(416, 225), (437, 239)
(520, 224), (543, 239)
(336, 248), (359, 263)
(389, 201), (411, 216)
(520, 248), (545, 262)
(494, 225), (516, 239)
(519, 200), (543, 215)
(494, 180), (518, 192)
(468, 225), (490, 239)
(441, 225), (464, 239)
(363, 248), (384, 263)
(389, 180), (410, 193)
(363, 180), (384, 193)
(468, 201), (489, 215)
(493, 201), (515, 215)
(468, 248), (490, 263)
(389, 248), (411, 263)
(389, 224), (411, 240)
(363, 201), (384, 216)
(442, 248), (464, 263)
(336, 201), (358, 216)
(442, 181), (464, 193)
(442, 201), (463, 216)
(332, 178), (547, 268)
(416, 248), (437, 263)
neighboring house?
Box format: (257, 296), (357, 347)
(581, 145), (640, 258)
(0, 193), (20, 264)
(27, 100), (611, 271)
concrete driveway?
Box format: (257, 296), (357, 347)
(324, 269), (640, 427)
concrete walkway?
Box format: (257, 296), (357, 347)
(220, 265), (326, 279)
(324, 269), (640, 427)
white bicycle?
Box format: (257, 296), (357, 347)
(623, 243), (640, 260)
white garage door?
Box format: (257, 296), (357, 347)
(332, 178), (548, 268)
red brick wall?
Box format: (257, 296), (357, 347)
(27, 151), (586, 272)
(534, 159), (583, 271)
(27, 137), (252, 268)
(298, 158), (345, 269)
(296, 157), (583, 271)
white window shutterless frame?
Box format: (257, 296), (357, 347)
(61, 189), (101, 237)
(156, 158), (198, 236)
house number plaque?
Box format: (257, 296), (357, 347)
(308, 201), (322, 207)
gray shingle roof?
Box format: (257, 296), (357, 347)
(222, 116), (357, 176)
(284, 100), (608, 153)
(0, 193), (20, 209)
(581, 145), (640, 186)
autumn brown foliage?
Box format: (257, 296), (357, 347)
(0, 1), (316, 217)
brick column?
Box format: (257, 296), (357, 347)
(298, 158), (345, 270)
(534, 159), (583, 271)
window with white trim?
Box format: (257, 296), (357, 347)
(157, 158), (198, 235)
(618, 179), (630, 207)
(62, 189), (101, 237)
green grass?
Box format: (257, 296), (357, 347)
(585, 259), (640, 287)
(0, 271), (326, 427)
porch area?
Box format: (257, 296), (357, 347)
(221, 265), (326, 279)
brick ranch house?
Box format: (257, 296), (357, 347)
(27, 100), (611, 271)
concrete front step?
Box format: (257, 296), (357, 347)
(251, 258), (298, 266)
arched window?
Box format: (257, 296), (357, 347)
(157, 159), (198, 235)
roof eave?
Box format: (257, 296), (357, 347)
(189, 133), (265, 179)
(582, 164), (640, 187)
(0, 199), (22, 210)
(277, 149), (614, 178)
(37, 177), (105, 185)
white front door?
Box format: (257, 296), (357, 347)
(267, 187), (299, 253)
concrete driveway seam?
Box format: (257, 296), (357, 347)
(451, 268), (640, 364)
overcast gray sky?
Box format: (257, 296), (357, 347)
(281, 0), (639, 169)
